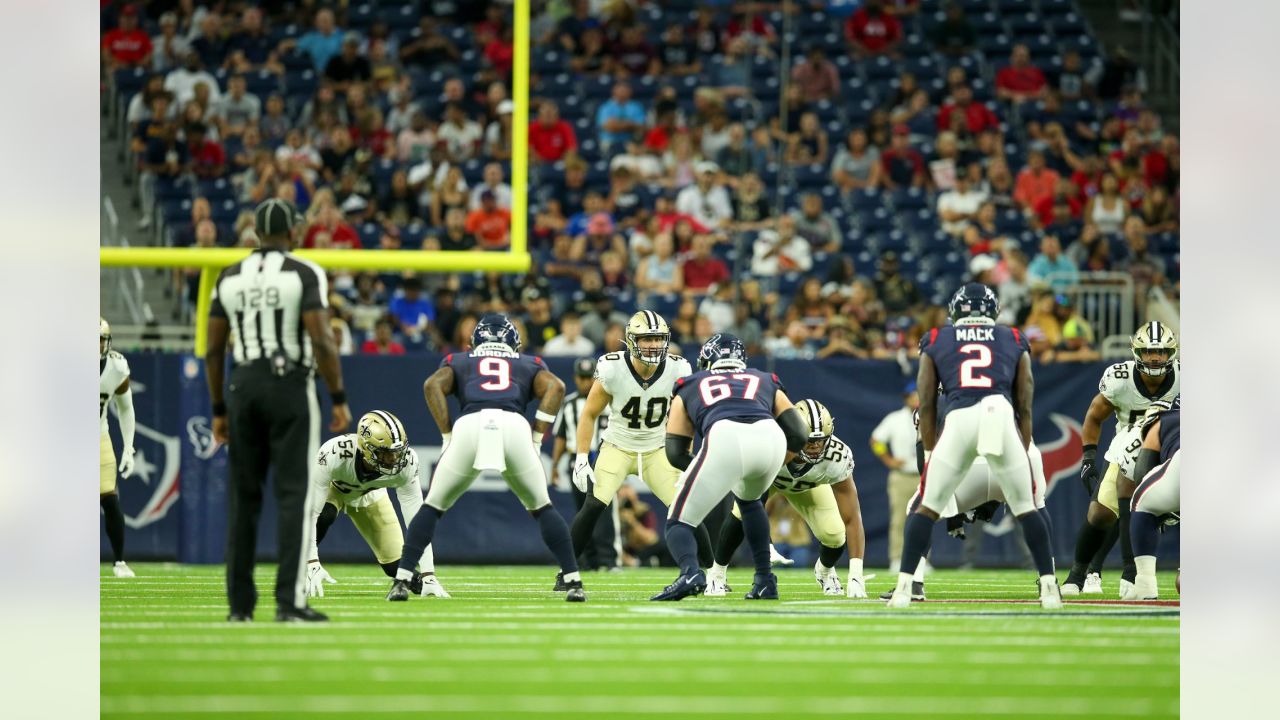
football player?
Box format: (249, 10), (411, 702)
(570, 311), (715, 572)
(1129, 397), (1180, 599)
(889, 284), (1061, 609)
(100, 318), (137, 578)
(1061, 322), (1179, 598)
(706, 399), (868, 598)
(387, 314), (586, 602)
(652, 334), (812, 601)
(306, 411), (449, 599)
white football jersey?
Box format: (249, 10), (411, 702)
(595, 351), (693, 452)
(314, 434), (424, 513)
(1099, 360), (1179, 474)
(771, 436), (855, 494)
(99, 351), (130, 434)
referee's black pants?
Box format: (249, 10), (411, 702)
(225, 363), (320, 615)
(571, 481), (619, 569)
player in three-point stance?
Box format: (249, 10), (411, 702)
(100, 318), (137, 578)
(706, 399), (869, 598)
(1128, 397), (1180, 599)
(888, 284), (1062, 609)
(306, 410), (449, 599)
(386, 314), (586, 602)
(568, 311), (716, 582)
(1061, 322), (1179, 598)
(652, 334), (813, 601)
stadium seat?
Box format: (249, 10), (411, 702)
(400, 223), (428, 250)
(196, 178), (235, 202)
(891, 188), (929, 211)
(1047, 13), (1087, 36)
(971, 13), (1006, 36)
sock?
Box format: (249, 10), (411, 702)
(1039, 509), (1057, 573)
(695, 523), (715, 569)
(664, 519), (700, 575)
(898, 512), (935, 577)
(1134, 554), (1157, 578)
(101, 494), (126, 564)
(818, 541), (846, 570)
(736, 498), (772, 576)
(1086, 521), (1120, 574)
(316, 503), (338, 543)
(533, 505), (579, 575)
(570, 496), (608, 559)
(561, 570), (581, 583)
(710, 562), (729, 576)
(398, 505), (443, 577)
(1074, 520), (1111, 577)
(1117, 503), (1137, 583)
(1016, 511), (1056, 577)
(379, 561), (398, 578)
(1130, 511), (1161, 557)
(713, 514), (745, 566)
(912, 562), (927, 583)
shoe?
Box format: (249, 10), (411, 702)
(650, 571), (707, 601)
(1132, 574), (1158, 600)
(565, 580), (587, 602)
(878, 581), (926, 601)
(1060, 582), (1081, 596)
(112, 561), (135, 578)
(814, 562), (842, 596)
(419, 574), (451, 598)
(1118, 578), (1136, 600)
(553, 571), (569, 592)
(705, 566), (729, 597)
(386, 579), (412, 602)
(885, 579), (914, 609)
(769, 544), (795, 566)
(1082, 572), (1103, 594)
(744, 573), (778, 600)
(276, 606), (328, 622)
(226, 612), (253, 622)
(1039, 577), (1063, 610)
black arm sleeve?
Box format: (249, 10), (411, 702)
(665, 433), (694, 471)
(1132, 448), (1161, 485)
(915, 439), (925, 475)
(776, 407), (809, 453)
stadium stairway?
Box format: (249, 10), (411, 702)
(1075, 0), (1178, 130)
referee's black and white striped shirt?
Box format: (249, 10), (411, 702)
(553, 391), (607, 454)
(209, 248), (328, 366)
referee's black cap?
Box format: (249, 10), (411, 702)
(573, 357), (596, 378)
(255, 198), (300, 238)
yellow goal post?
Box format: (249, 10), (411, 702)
(100, 0), (535, 357)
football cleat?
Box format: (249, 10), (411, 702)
(815, 562), (843, 596)
(1060, 582), (1081, 596)
(705, 566), (730, 597)
(418, 574), (451, 598)
(878, 581), (926, 601)
(564, 579), (587, 603)
(651, 571), (707, 601)
(276, 606), (328, 622)
(385, 579), (412, 602)
(112, 561), (135, 578)
(744, 573), (779, 600)
(1039, 577), (1063, 610)
(1118, 579), (1138, 600)
(1082, 572), (1103, 594)
(554, 571), (569, 591)
(226, 612), (253, 622)
(769, 544), (795, 566)
(885, 578), (915, 609)
(1132, 575), (1158, 600)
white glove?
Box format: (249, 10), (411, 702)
(439, 432), (452, 457)
(572, 453), (594, 494)
(305, 562), (337, 598)
(118, 448), (136, 478)
(532, 429), (544, 454)
(846, 558), (867, 598)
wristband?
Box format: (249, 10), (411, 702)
(848, 557), (863, 579)
(535, 410), (557, 425)
(1082, 444), (1097, 460)
(212, 401), (227, 416)
(923, 450), (932, 463)
(330, 391), (347, 405)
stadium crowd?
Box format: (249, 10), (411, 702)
(105, 0), (1179, 364)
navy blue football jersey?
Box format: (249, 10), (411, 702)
(442, 349), (547, 416)
(1158, 409), (1180, 461)
(920, 323), (1029, 416)
(673, 368), (785, 437)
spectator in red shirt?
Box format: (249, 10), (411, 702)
(1144, 134), (1178, 191)
(790, 47), (840, 103)
(724, 8), (777, 50)
(845, 0), (903, 58)
(304, 205), (363, 249)
(102, 5), (152, 70)
(937, 84), (1000, 135)
(996, 45), (1048, 105)
(465, 190), (512, 249)
(1013, 149), (1061, 212)
(184, 123), (226, 179)
(878, 124), (925, 189)
(680, 235), (730, 297)
(611, 24), (659, 77)
(361, 318), (406, 355)
(485, 26), (515, 78)
(1033, 178), (1083, 229)
(528, 101), (577, 163)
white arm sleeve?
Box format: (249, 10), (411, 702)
(308, 454), (334, 563)
(113, 387), (136, 452)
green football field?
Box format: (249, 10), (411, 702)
(101, 564), (1179, 719)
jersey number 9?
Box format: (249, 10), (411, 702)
(479, 357), (512, 391)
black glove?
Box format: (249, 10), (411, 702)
(945, 514), (968, 540)
(1080, 444), (1099, 496)
(972, 500), (1001, 523)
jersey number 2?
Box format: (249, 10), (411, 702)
(958, 344), (993, 388)
(479, 357), (511, 391)
(699, 373), (760, 405)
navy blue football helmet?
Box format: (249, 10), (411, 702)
(697, 333), (748, 370)
(472, 313), (521, 352)
(948, 282), (999, 323)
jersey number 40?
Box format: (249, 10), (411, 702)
(620, 396), (669, 429)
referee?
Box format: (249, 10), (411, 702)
(550, 357), (619, 569)
(206, 198), (351, 622)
